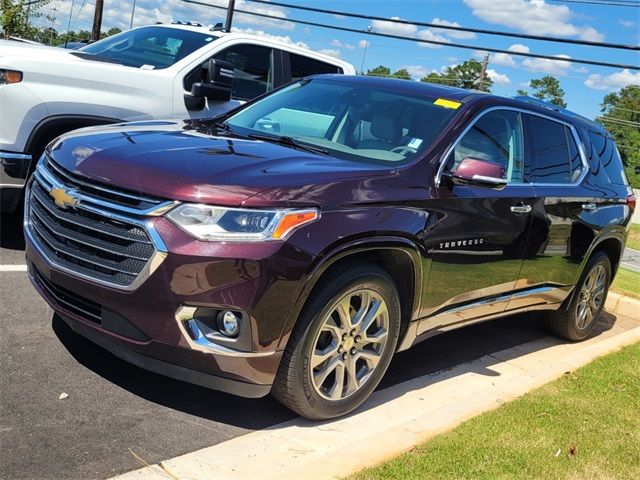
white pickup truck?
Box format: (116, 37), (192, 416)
(0, 22), (355, 212)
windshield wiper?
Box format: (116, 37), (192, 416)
(248, 133), (329, 155)
(70, 51), (124, 65)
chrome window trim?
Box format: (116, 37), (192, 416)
(434, 106), (589, 188)
(25, 177), (169, 292)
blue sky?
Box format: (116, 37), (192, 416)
(37, 0), (640, 119)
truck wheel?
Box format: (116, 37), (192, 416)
(546, 252), (611, 341)
(272, 264), (401, 420)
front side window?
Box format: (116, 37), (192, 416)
(226, 79), (459, 165)
(79, 26), (217, 69)
(444, 110), (525, 183)
(525, 114), (581, 184)
(214, 45), (274, 100)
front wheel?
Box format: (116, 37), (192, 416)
(272, 264), (401, 420)
(546, 252), (611, 341)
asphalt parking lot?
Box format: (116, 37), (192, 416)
(0, 214), (579, 480)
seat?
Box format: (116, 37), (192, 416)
(356, 113), (401, 150)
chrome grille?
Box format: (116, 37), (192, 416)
(26, 156), (172, 289)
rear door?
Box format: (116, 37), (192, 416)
(421, 108), (535, 332)
(508, 112), (594, 310)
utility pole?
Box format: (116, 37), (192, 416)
(130, 0), (137, 29)
(359, 26), (372, 75)
(476, 53), (489, 90)
(91, 0), (104, 41)
(64, 0), (76, 48)
(49, 7), (58, 45)
(225, 0), (236, 32)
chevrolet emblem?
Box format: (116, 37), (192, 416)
(49, 187), (80, 209)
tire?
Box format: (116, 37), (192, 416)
(272, 263), (401, 420)
(546, 252), (611, 341)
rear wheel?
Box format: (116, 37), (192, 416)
(546, 252), (611, 341)
(272, 264), (401, 420)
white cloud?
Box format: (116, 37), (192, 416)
(231, 27), (309, 50)
(584, 69), (640, 91)
(318, 48), (341, 58)
(487, 69), (511, 85)
(619, 20), (636, 28)
(39, 0), (293, 32)
(330, 39), (355, 50)
(403, 65), (430, 79)
(508, 44), (531, 54)
(490, 52), (516, 67)
(522, 54), (573, 76)
(416, 28), (451, 48)
(463, 0), (604, 41)
(431, 18), (477, 39)
(371, 17), (417, 36)
(358, 39), (370, 48)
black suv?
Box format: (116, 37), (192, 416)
(25, 76), (635, 419)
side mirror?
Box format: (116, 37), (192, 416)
(184, 58), (234, 110)
(444, 157), (507, 188)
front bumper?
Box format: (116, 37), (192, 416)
(1, 151), (31, 211)
(0, 150), (31, 188)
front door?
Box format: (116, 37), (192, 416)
(419, 109), (535, 333)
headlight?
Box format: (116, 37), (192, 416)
(166, 204), (319, 241)
(0, 69), (23, 84)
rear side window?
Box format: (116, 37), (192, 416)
(588, 130), (629, 185)
(214, 45), (274, 100)
(525, 114), (582, 184)
(289, 53), (342, 81)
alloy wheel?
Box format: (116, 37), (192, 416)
(576, 264), (606, 329)
(309, 289), (389, 401)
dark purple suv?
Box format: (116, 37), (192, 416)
(25, 75), (635, 419)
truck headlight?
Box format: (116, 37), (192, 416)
(0, 69), (23, 84)
(166, 204), (319, 241)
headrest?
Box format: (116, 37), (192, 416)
(370, 113), (401, 142)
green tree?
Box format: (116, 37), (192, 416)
(366, 65), (391, 77)
(391, 68), (412, 80)
(420, 59), (493, 92)
(529, 76), (567, 108)
(597, 85), (640, 189)
(516, 89), (528, 96)
(105, 27), (122, 37)
(0, 0), (51, 39)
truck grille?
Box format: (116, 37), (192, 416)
(26, 156), (172, 289)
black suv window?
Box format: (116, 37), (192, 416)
(289, 53), (342, 81)
(525, 114), (582, 184)
(588, 130), (629, 185)
(448, 110), (525, 183)
(214, 45), (274, 100)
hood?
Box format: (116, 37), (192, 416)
(47, 121), (396, 207)
(0, 40), (76, 61)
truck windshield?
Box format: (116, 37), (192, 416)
(78, 26), (217, 69)
(226, 78), (460, 165)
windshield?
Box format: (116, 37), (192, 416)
(225, 78), (460, 165)
(78, 26), (217, 69)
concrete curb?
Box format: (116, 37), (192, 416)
(111, 296), (639, 480)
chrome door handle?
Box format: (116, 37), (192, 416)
(582, 203), (597, 211)
(510, 204), (532, 214)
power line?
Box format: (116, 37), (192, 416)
(547, 0), (640, 7)
(181, 0), (640, 70)
(598, 116), (640, 127)
(245, 0), (639, 51)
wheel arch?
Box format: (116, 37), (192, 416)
(277, 237), (424, 351)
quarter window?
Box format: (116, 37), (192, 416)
(446, 110), (525, 183)
(588, 130), (628, 185)
(214, 45), (274, 100)
(289, 53), (342, 81)
(525, 115), (582, 184)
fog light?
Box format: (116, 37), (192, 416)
(217, 310), (241, 337)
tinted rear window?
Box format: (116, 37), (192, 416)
(290, 53), (341, 81)
(588, 130), (629, 185)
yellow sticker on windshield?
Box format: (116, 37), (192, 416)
(434, 98), (461, 109)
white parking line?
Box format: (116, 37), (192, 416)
(0, 264), (28, 272)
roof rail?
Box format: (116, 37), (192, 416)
(512, 95), (596, 126)
(171, 21), (204, 27)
